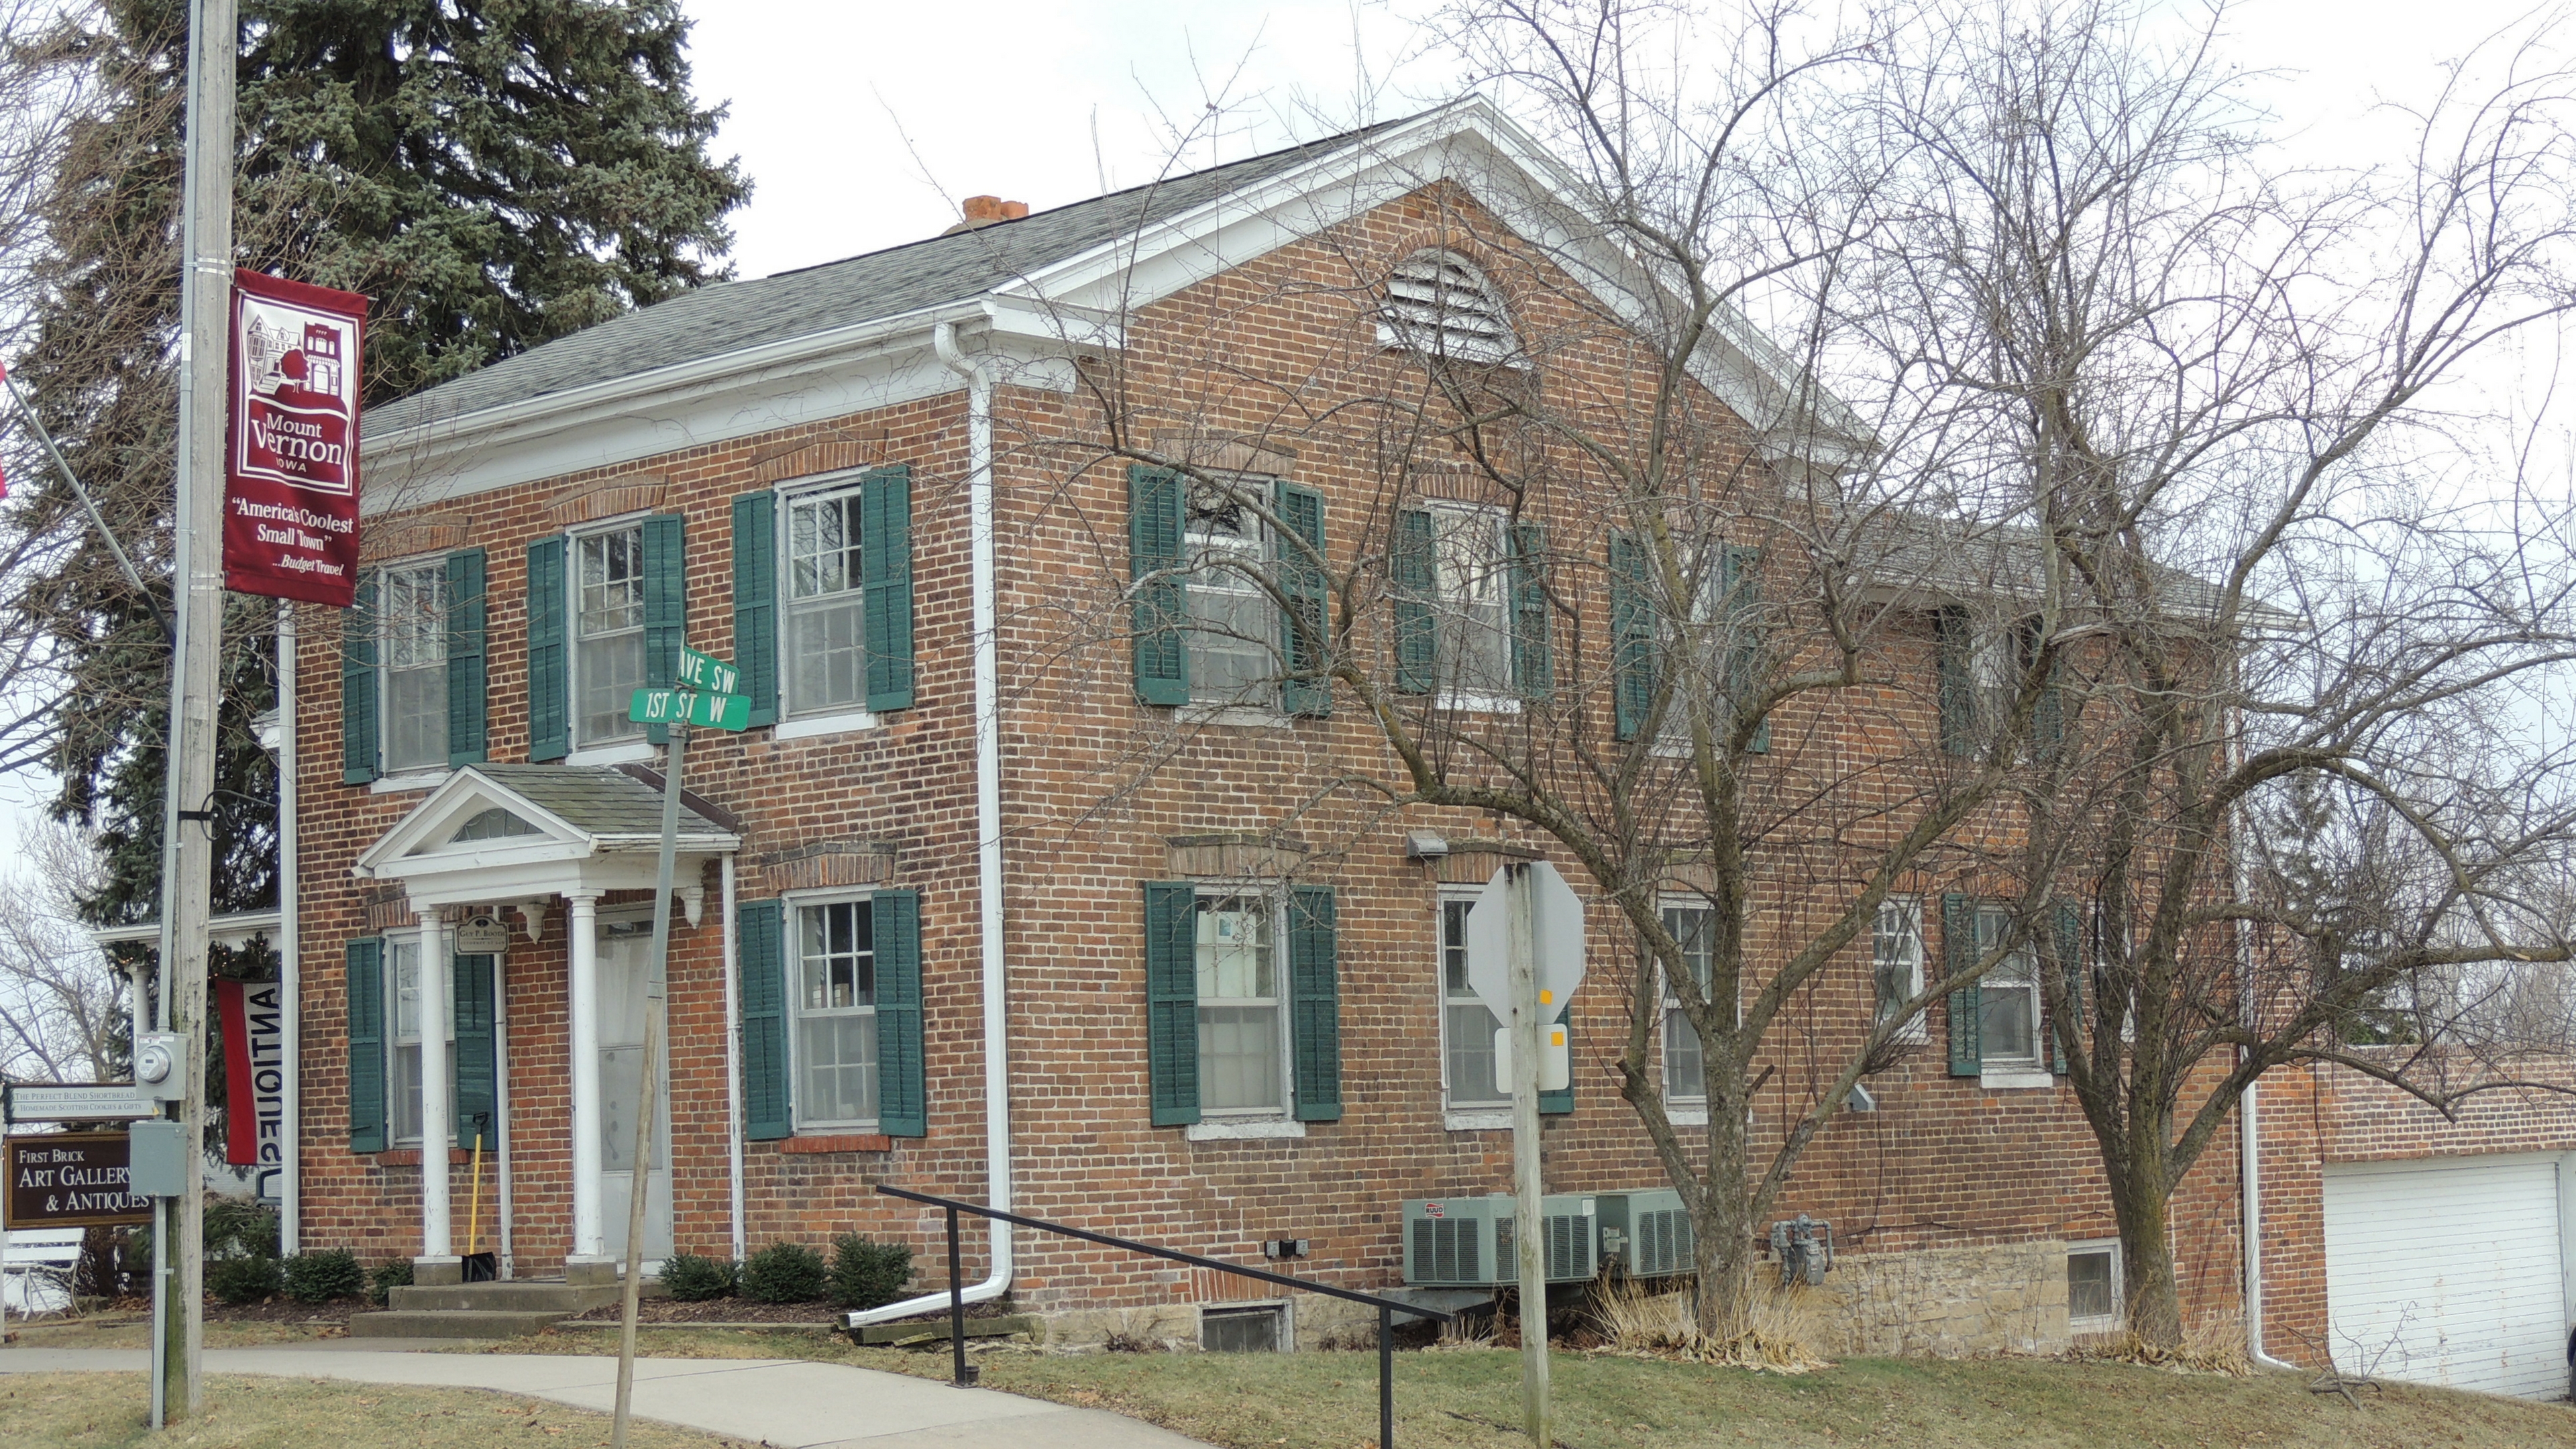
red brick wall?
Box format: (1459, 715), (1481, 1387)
(294, 180), (2246, 1335)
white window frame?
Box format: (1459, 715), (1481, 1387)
(570, 517), (649, 753)
(1422, 500), (1519, 711)
(1873, 896), (1929, 1043)
(786, 890), (882, 1132)
(1190, 885), (1292, 1121)
(775, 473), (879, 737)
(2065, 1238), (2123, 1332)
(1974, 903), (2045, 1078)
(1438, 888), (1507, 1124)
(384, 930), (453, 1149)
(1181, 479), (1281, 713)
(1660, 900), (1721, 1105)
(374, 555), (449, 780)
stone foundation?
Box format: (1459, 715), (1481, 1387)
(1799, 1240), (2072, 1356)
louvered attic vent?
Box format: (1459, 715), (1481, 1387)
(1379, 249), (1519, 364)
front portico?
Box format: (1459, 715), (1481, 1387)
(352, 763), (739, 1282)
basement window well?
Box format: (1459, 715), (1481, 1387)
(1201, 1303), (1287, 1353)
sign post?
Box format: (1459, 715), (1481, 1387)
(613, 652), (750, 1449)
(1464, 861), (1585, 1448)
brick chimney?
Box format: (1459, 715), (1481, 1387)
(943, 196), (1030, 235)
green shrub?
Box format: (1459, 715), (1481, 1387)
(280, 1249), (364, 1303)
(368, 1258), (413, 1306)
(660, 1251), (737, 1302)
(828, 1234), (912, 1311)
(207, 1254), (282, 1305)
(203, 1199), (280, 1261)
(739, 1241), (827, 1303)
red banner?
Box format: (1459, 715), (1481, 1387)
(224, 268), (366, 606)
(214, 978), (286, 1169)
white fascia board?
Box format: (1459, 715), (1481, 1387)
(388, 856), (691, 913)
(362, 299), (1122, 513)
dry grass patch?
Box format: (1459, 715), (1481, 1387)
(0, 1373), (741, 1448)
(5, 1314), (342, 1350)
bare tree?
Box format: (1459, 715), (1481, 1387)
(1870, 0), (2576, 1344)
(0, 818), (125, 1081)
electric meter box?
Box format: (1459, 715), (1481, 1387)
(134, 1032), (186, 1102)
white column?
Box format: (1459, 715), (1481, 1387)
(415, 906), (455, 1271)
(567, 890), (606, 1264)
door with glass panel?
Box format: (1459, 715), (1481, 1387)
(596, 923), (672, 1260)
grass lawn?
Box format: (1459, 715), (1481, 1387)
(5, 1316), (340, 1350)
(0, 1373), (739, 1448)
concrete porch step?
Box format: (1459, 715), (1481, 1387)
(346, 1307), (567, 1339)
(388, 1279), (639, 1315)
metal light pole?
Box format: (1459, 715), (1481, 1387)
(1507, 865), (1552, 1446)
(157, 0), (235, 1422)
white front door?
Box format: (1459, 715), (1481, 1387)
(597, 926), (673, 1263)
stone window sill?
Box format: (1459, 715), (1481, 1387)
(782, 1133), (893, 1154)
(567, 740), (655, 767)
(1175, 704), (1290, 729)
(373, 1148), (470, 1167)
(774, 710), (879, 742)
(1444, 1109), (1512, 1132)
(1980, 1067), (2055, 1091)
(369, 770), (449, 794)
(1185, 1118), (1306, 1141)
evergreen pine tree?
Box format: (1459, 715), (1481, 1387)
(6, 0), (747, 924)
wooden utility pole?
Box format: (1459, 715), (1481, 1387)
(612, 721), (686, 1447)
(1507, 866), (1551, 1446)
(156, 0), (235, 1422)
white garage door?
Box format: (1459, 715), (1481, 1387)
(2322, 1155), (2568, 1399)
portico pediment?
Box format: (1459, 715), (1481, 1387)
(355, 763), (740, 913)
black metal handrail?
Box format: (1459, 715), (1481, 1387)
(873, 1185), (1452, 1449)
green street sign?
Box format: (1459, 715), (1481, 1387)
(676, 645), (740, 696)
(628, 687), (751, 731)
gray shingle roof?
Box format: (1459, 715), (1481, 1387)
(367, 118), (1415, 439)
(462, 763), (733, 839)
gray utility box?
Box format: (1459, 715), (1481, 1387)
(1596, 1189), (1697, 1279)
(1401, 1194), (1601, 1287)
(127, 1119), (189, 1198)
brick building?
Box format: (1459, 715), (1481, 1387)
(286, 99), (2259, 1351)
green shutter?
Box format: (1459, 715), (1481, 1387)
(731, 491), (779, 727)
(873, 889), (926, 1136)
(2052, 903), (2082, 1075)
(1128, 466), (1189, 705)
(1143, 882), (1199, 1126)
(527, 538), (569, 761)
(1611, 533), (1657, 741)
(1289, 886), (1342, 1122)
(1539, 1006), (1573, 1115)
(1723, 545), (1767, 753)
(739, 900), (791, 1140)
(452, 953), (497, 1150)
(862, 465), (915, 712)
(641, 514), (686, 744)
(341, 573), (380, 784)
(346, 938), (386, 1152)
(1509, 521), (1552, 698)
(1276, 480), (1330, 717)
(1943, 893), (1980, 1077)
(1393, 509), (1437, 694)
(1936, 608), (1973, 757)
(445, 549), (488, 767)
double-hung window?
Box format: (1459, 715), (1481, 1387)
(1195, 894), (1284, 1113)
(1426, 503), (1511, 697)
(575, 524), (647, 747)
(1661, 904), (1717, 1102)
(386, 936), (450, 1145)
(1872, 897), (1928, 1040)
(378, 560), (447, 773)
(784, 484), (867, 718)
(1438, 896), (1505, 1110)
(793, 897), (878, 1128)
(1185, 485), (1277, 709)
(1974, 904), (2041, 1069)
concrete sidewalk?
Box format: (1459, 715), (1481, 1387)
(0, 1343), (1213, 1448)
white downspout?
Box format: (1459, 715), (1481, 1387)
(849, 317), (1012, 1324)
(275, 602), (301, 1254)
(721, 854), (745, 1263)
(2231, 716), (2297, 1372)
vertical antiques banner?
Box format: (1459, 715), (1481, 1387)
(224, 270), (366, 606)
(213, 978), (285, 1172)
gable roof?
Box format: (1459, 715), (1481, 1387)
(365, 117), (1415, 440)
